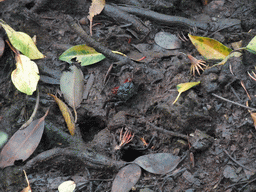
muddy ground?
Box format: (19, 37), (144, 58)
(1, 0), (256, 191)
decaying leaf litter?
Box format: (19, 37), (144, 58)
(1, 0), (256, 191)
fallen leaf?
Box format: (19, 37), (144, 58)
(173, 81), (200, 104)
(87, 0), (106, 35)
(11, 54), (40, 95)
(60, 65), (84, 122)
(0, 109), (49, 168)
(59, 45), (125, 66)
(154, 32), (182, 50)
(246, 35), (256, 54)
(0, 36), (4, 58)
(215, 51), (242, 66)
(0, 19), (45, 59)
(59, 44), (106, 66)
(112, 164), (141, 192)
(58, 180), (76, 192)
(250, 112), (256, 129)
(133, 153), (180, 174)
(188, 34), (232, 60)
(48, 94), (76, 136)
(0, 131), (8, 148)
(128, 44), (179, 63)
(231, 40), (242, 50)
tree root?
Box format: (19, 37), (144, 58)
(103, 4), (150, 40)
(65, 15), (137, 67)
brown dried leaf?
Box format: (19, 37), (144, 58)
(112, 164), (141, 192)
(48, 93), (75, 136)
(0, 110), (49, 169)
(87, 0), (105, 21)
(87, 0), (105, 35)
(133, 153), (180, 174)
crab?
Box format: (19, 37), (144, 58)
(187, 54), (206, 76)
(103, 78), (138, 117)
(114, 128), (135, 150)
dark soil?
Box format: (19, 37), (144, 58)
(1, 0), (256, 191)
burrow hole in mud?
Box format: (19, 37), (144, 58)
(25, 2), (35, 9)
(78, 116), (146, 162)
(118, 147), (146, 162)
(78, 116), (106, 142)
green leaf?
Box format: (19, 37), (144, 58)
(246, 36), (256, 54)
(0, 131), (8, 148)
(59, 44), (106, 66)
(60, 65), (84, 122)
(173, 81), (200, 104)
(0, 19), (45, 60)
(11, 54), (40, 95)
(215, 51), (242, 66)
(188, 34), (232, 60)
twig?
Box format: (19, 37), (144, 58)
(117, 5), (240, 32)
(223, 149), (256, 172)
(103, 4), (149, 37)
(23, 147), (127, 172)
(147, 122), (188, 140)
(65, 15), (135, 66)
(212, 93), (256, 111)
(19, 88), (40, 130)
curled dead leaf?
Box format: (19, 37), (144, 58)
(48, 93), (76, 136)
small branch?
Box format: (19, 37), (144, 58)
(103, 4), (149, 37)
(117, 5), (241, 32)
(21, 121), (127, 173)
(212, 93), (256, 111)
(23, 147), (127, 172)
(147, 122), (188, 140)
(223, 149), (256, 172)
(65, 15), (135, 66)
(20, 88), (40, 130)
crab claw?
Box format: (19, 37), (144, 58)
(187, 54), (206, 76)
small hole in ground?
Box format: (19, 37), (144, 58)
(25, 2), (35, 9)
(79, 116), (106, 143)
(118, 147), (147, 162)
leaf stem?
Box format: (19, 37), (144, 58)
(19, 87), (40, 130)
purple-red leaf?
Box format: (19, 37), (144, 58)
(0, 109), (49, 168)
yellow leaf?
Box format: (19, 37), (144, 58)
(214, 51), (242, 66)
(11, 54), (39, 95)
(59, 44), (106, 66)
(250, 112), (256, 130)
(48, 94), (76, 136)
(59, 45), (125, 66)
(188, 34), (232, 60)
(0, 19), (45, 59)
(112, 50), (127, 57)
(173, 81), (200, 104)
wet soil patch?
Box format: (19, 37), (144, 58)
(1, 0), (256, 191)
